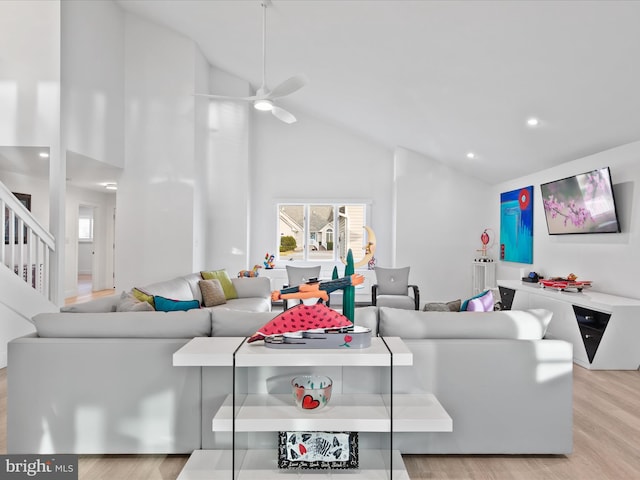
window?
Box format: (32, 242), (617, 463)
(78, 217), (93, 241)
(278, 203), (367, 263)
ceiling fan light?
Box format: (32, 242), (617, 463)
(254, 99), (273, 111)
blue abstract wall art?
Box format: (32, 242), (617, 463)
(500, 186), (533, 264)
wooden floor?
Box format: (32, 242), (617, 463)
(1, 366), (639, 479)
(64, 274), (116, 305)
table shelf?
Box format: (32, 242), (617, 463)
(177, 449), (410, 480)
(212, 393), (451, 433)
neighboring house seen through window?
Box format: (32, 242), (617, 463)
(278, 203), (367, 263)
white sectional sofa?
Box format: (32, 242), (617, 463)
(7, 282), (573, 456)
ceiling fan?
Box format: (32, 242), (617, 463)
(195, 0), (307, 124)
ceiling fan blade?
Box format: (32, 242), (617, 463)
(268, 74), (309, 99)
(271, 105), (297, 124)
(193, 93), (258, 101)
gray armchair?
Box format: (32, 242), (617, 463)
(371, 266), (420, 310)
(284, 265), (322, 309)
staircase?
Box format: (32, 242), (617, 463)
(1, 181), (55, 302)
(1, 181), (58, 367)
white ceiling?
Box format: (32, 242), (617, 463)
(0, 146), (121, 193)
(117, 0), (640, 184)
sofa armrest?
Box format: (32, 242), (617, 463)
(231, 277), (271, 299)
(409, 284), (420, 310)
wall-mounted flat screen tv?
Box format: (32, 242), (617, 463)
(540, 166), (621, 234)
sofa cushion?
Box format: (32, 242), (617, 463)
(154, 296), (200, 312)
(214, 297), (272, 313)
(231, 277), (271, 299)
(33, 310), (212, 338)
(199, 279), (227, 307)
(211, 310), (280, 337)
(182, 273), (205, 304)
(378, 307), (552, 339)
(201, 269), (238, 300)
(376, 294), (416, 310)
(60, 295), (119, 313)
(140, 276), (196, 301)
(354, 306), (379, 335)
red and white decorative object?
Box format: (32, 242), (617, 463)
(291, 375), (333, 411)
(475, 228), (495, 262)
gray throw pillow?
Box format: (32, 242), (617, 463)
(116, 291), (155, 312)
(423, 299), (462, 312)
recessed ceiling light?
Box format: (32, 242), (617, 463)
(526, 117), (539, 127)
(39, 152), (49, 158)
(105, 183), (118, 191)
(466, 152), (476, 159)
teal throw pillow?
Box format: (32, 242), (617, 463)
(153, 295), (200, 312)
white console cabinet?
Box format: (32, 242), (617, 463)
(498, 280), (640, 370)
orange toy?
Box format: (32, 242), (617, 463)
(271, 274), (364, 303)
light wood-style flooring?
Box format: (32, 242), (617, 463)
(2, 366), (639, 479)
(64, 274), (116, 306)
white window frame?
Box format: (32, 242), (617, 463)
(277, 202), (369, 263)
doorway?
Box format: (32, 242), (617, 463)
(77, 205), (95, 294)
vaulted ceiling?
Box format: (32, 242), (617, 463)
(7, 1), (640, 187)
(117, 0), (640, 184)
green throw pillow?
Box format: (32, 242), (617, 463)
(132, 287), (155, 307)
(201, 269), (238, 300)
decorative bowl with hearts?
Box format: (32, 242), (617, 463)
(291, 375), (333, 411)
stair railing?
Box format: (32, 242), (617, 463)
(0, 181), (55, 302)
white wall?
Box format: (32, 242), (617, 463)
(493, 141), (640, 300)
(394, 147), (491, 303)
(250, 108), (394, 273)
(202, 67), (252, 275)
(61, 0), (124, 168)
(0, 1), (61, 149)
(191, 48), (210, 272)
(116, 12), (201, 289)
(0, 1), (61, 362)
